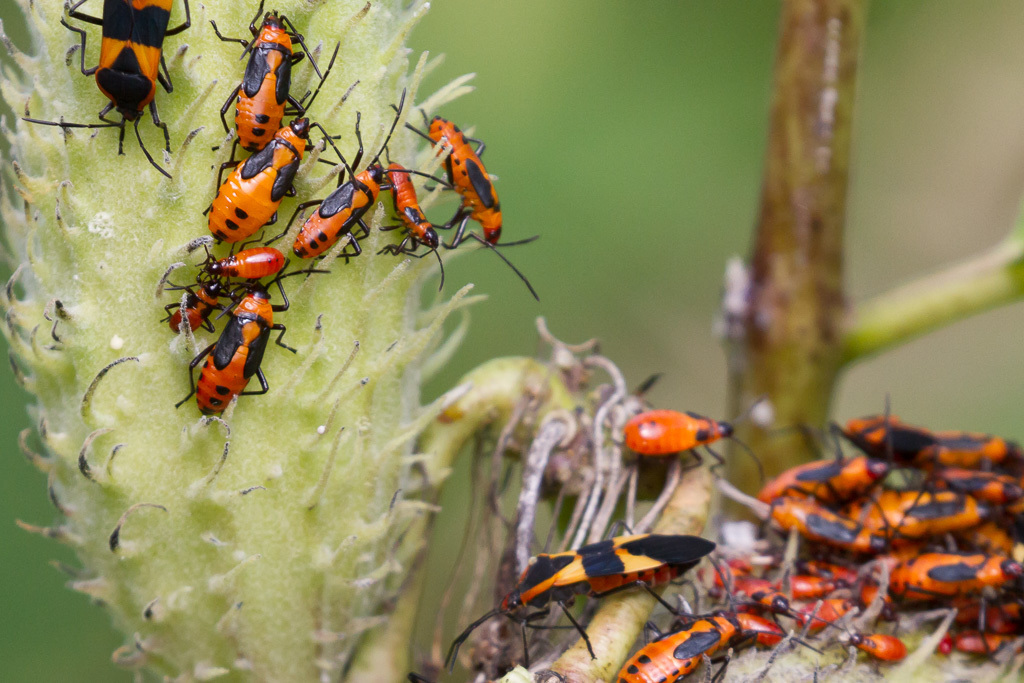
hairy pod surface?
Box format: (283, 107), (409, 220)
(0, 0), (470, 679)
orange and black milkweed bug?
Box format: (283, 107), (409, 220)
(24, 0), (192, 177)
(445, 533), (715, 671)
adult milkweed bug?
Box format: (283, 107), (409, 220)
(211, 1), (325, 154)
(756, 455), (889, 505)
(202, 246), (286, 281)
(615, 613), (784, 683)
(163, 279), (225, 333)
(847, 633), (907, 662)
(888, 552), (1022, 600)
(24, 0), (192, 178)
(378, 162), (539, 299)
(445, 534), (716, 671)
(206, 46), (339, 244)
(175, 278), (293, 414)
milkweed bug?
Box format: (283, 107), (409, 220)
(933, 468), (1024, 505)
(379, 162), (539, 299)
(615, 613), (783, 683)
(163, 279), (225, 333)
(888, 552), (1022, 600)
(624, 409), (758, 476)
(951, 631), (1021, 656)
(24, 0), (192, 178)
(445, 534), (716, 671)
(381, 162), (440, 258)
(281, 105), (399, 261)
(403, 114), (503, 247)
(766, 497), (886, 554)
(961, 521), (1015, 556)
(203, 246), (286, 281)
(211, 1), (324, 154)
(953, 600), (1023, 633)
(789, 573), (847, 600)
(841, 415), (938, 464)
(794, 598), (857, 632)
(757, 455), (889, 505)
(175, 278), (293, 414)
(793, 559), (858, 586)
(843, 415), (1022, 469)
(847, 633), (907, 662)
(841, 490), (990, 541)
(206, 46), (339, 244)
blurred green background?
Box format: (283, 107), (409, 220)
(4, 1), (1024, 679)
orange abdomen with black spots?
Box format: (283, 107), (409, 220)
(209, 125), (306, 243)
(616, 620), (726, 683)
(195, 294), (273, 414)
(292, 170), (381, 259)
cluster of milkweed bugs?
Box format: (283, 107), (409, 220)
(706, 409), (1024, 669)
(27, 1), (540, 412)
(19, 0), (541, 414)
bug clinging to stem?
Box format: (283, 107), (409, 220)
(444, 534), (715, 672)
(211, 0), (327, 156)
(24, 0), (193, 177)
(205, 43), (341, 244)
(396, 108), (541, 300)
(623, 402), (765, 482)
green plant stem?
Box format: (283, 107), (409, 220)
(842, 238), (1024, 364)
(0, 1), (474, 680)
(727, 0), (866, 488)
(417, 357), (576, 485)
(549, 467), (712, 682)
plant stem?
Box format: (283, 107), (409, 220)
(842, 238), (1024, 364)
(0, 1), (472, 679)
(727, 0), (866, 487)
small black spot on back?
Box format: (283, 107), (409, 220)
(215, 385), (230, 396)
(225, 219), (240, 231)
(235, 207), (249, 219)
(255, 114), (271, 124)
